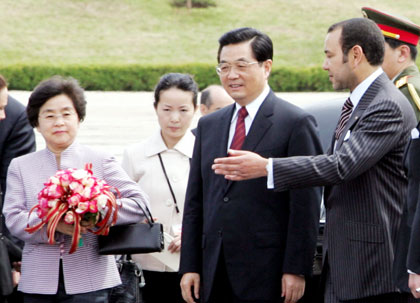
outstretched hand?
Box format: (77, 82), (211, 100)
(212, 149), (269, 181)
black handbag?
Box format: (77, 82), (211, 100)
(98, 198), (164, 255)
(109, 255), (145, 303)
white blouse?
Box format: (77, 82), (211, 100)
(122, 130), (195, 271)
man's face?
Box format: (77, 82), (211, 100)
(218, 41), (272, 106)
(0, 87), (8, 121)
(323, 28), (354, 91)
(200, 88), (234, 115)
(382, 42), (401, 80)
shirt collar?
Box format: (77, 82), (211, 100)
(231, 84), (270, 122)
(350, 67), (383, 107)
(145, 129), (195, 158)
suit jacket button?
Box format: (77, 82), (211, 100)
(218, 230), (223, 237)
(223, 197), (229, 203)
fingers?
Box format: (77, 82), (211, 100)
(282, 274), (305, 303)
(180, 273), (200, 303)
(168, 236), (181, 253)
(194, 276), (200, 300)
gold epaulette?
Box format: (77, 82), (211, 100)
(407, 83), (420, 111)
(395, 76), (409, 88)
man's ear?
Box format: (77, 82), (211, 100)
(200, 104), (208, 116)
(263, 59), (272, 78)
(350, 45), (364, 67)
(397, 44), (411, 63)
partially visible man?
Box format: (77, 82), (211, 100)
(0, 75), (35, 303)
(212, 18), (417, 302)
(0, 75), (36, 197)
(199, 85), (234, 116)
(363, 7), (420, 121)
(180, 27), (322, 303)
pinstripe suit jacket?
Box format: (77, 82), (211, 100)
(3, 142), (149, 295)
(272, 73), (417, 300)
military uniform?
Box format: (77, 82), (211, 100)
(395, 65), (420, 121)
(362, 6), (420, 121)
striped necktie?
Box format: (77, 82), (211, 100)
(335, 97), (353, 140)
(230, 107), (248, 150)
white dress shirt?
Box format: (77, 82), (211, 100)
(227, 84), (270, 150)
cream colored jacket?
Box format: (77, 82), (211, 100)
(122, 130), (194, 272)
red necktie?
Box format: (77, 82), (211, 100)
(230, 107), (248, 150)
(335, 97), (353, 140)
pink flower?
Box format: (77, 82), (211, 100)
(69, 181), (83, 194)
(48, 198), (59, 208)
(68, 194), (82, 207)
(64, 211), (75, 224)
(89, 200), (98, 213)
(75, 202), (89, 214)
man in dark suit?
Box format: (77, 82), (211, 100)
(393, 123), (420, 299)
(0, 75), (35, 303)
(179, 27), (323, 303)
(213, 19), (417, 302)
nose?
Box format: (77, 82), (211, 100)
(54, 115), (65, 125)
(170, 111), (180, 122)
(322, 59), (329, 71)
(226, 67), (239, 79)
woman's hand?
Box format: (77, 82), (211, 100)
(167, 234), (181, 253)
(56, 220), (91, 236)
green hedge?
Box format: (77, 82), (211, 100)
(1, 64), (333, 92)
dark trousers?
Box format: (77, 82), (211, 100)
(208, 251), (278, 303)
(142, 270), (183, 303)
(324, 260), (419, 303)
(23, 261), (109, 303)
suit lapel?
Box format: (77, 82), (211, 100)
(217, 105), (235, 193)
(241, 91), (274, 151)
(224, 92), (274, 193)
(335, 73), (386, 150)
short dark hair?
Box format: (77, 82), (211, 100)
(385, 37), (418, 61)
(328, 18), (385, 66)
(27, 76), (86, 127)
(200, 89), (212, 107)
(217, 27), (273, 63)
(153, 73), (198, 109)
(0, 75), (7, 90)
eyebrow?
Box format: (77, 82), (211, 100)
(40, 106), (75, 113)
(220, 57), (249, 63)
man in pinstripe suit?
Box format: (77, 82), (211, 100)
(213, 18), (418, 302)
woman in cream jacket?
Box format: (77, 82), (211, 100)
(122, 73), (197, 303)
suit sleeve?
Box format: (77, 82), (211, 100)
(273, 100), (407, 191)
(3, 159), (50, 244)
(0, 109), (36, 193)
(282, 114), (322, 275)
(101, 155), (149, 225)
(179, 120), (204, 275)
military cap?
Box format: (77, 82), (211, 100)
(362, 7), (420, 46)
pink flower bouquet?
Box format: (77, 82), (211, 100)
(25, 163), (119, 254)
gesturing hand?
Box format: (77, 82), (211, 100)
(212, 149), (269, 181)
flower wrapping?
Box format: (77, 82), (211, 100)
(25, 163), (119, 254)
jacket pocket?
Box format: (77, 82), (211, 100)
(344, 221), (384, 243)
